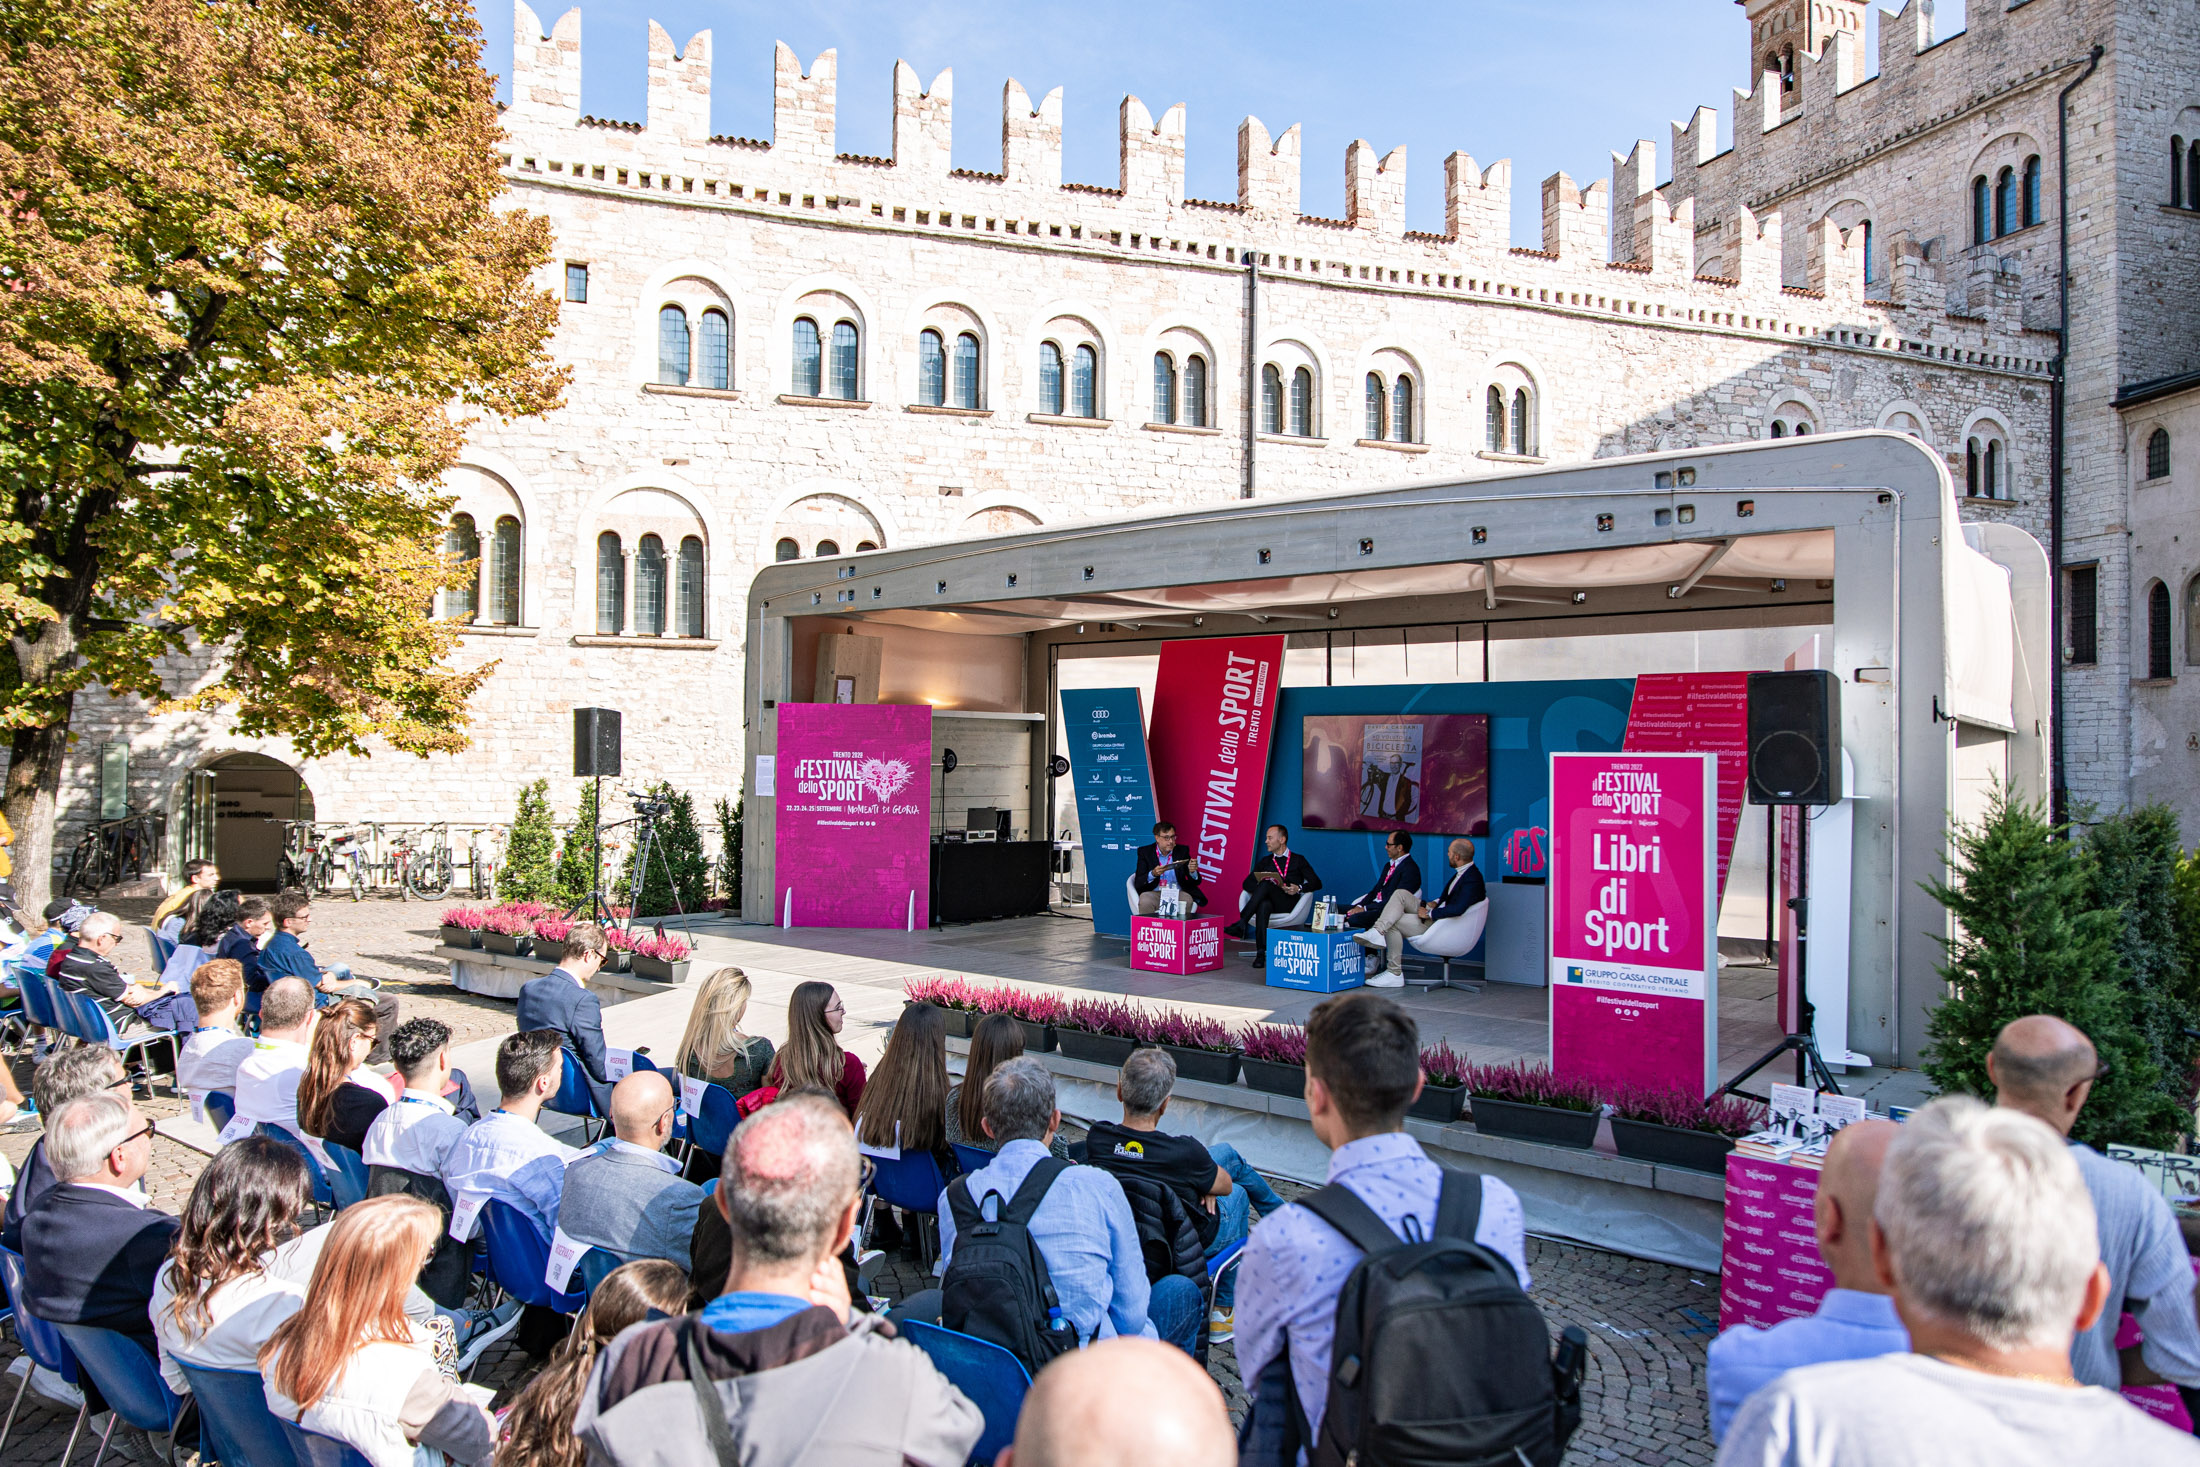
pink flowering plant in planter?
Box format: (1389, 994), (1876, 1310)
(479, 908), (535, 938)
(1149, 1010), (1234, 1055)
(628, 931), (692, 962)
(1237, 1024), (1309, 1066)
(531, 915), (573, 946)
(906, 976), (987, 1013)
(1606, 1084), (1764, 1138)
(1420, 1040), (1468, 1090)
(438, 906), (489, 931)
(1461, 1061), (1599, 1112)
(1062, 997), (1146, 1039)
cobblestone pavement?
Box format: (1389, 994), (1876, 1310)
(0, 899), (1719, 1465)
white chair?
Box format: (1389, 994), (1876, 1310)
(1404, 899), (1489, 991)
(1238, 886), (1315, 932)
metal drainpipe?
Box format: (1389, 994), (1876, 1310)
(2051, 43), (2104, 826)
(1243, 255), (1259, 498)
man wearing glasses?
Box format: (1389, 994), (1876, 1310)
(0, 1046), (129, 1251)
(19, 1091), (178, 1363)
(1988, 1014), (2200, 1412)
(556, 1069), (704, 1271)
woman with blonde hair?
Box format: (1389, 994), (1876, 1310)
(294, 996), (389, 1154)
(675, 966), (776, 1104)
(760, 981), (864, 1117)
(261, 1195), (496, 1467)
(493, 1259), (688, 1467)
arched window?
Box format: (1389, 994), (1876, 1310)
(1511, 388), (1531, 455)
(855, 539), (878, 552)
(657, 305), (690, 386)
(1861, 220), (1874, 283)
(1994, 167), (2015, 238)
(1966, 437), (1982, 497)
(1262, 364), (1284, 434)
(816, 539), (840, 557)
(1486, 385), (1505, 451)
(2191, 144), (2200, 217)
(488, 516), (521, 625)
(1152, 353), (1177, 425)
(2148, 427), (2172, 480)
(1070, 344), (1098, 418)
(1039, 343), (1065, 415)
(2021, 156), (2042, 227)
(828, 321), (860, 400)
(917, 329), (945, 406)
(1287, 366), (1314, 437)
(596, 531), (625, 634)
(1984, 438), (1998, 492)
(1972, 176), (1990, 246)
(440, 514), (479, 622)
(675, 536), (705, 638)
(1794, 422), (1811, 436)
(951, 332), (980, 410)
(793, 318), (823, 398)
(2185, 577), (2200, 666)
(773, 537), (799, 562)
(1364, 373), (1387, 441)
(697, 309), (729, 390)
(2177, 138), (2188, 209)
(1392, 375), (1414, 444)
(1183, 355), (1208, 428)
(1780, 45), (1796, 93)
(2150, 581), (2175, 680)
(634, 534), (666, 636)
(1771, 421), (1787, 439)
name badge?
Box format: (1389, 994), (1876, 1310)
(448, 1191), (488, 1242)
(678, 1075), (708, 1120)
(545, 1227), (587, 1294)
(606, 1048), (635, 1082)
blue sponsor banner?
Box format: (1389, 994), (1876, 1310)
(1062, 688), (1158, 938)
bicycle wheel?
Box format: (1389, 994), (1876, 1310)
(65, 833), (100, 896)
(347, 859), (365, 902)
(407, 850), (453, 901)
(310, 851), (334, 896)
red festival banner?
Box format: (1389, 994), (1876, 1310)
(1622, 672), (1750, 899)
(1147, 636), (1286, 907)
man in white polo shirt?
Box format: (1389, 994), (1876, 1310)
(219, 977), (316, 1144)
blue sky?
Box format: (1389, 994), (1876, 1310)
(479, 1), (1966, 245)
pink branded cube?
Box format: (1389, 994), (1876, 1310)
(1130, 914), (1227, 975)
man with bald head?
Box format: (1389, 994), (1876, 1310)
(556, 1067), (704, 1269)
(1707, 1120), (1909, 1440)
(1988, 1014), (2200, 1399)
(1002, 1336), (1235, 1467)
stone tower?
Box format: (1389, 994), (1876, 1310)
(1737, 0), (1874, 102)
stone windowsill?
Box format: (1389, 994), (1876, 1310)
(642, 383), (739, 401)
(1959, 495), (2026, 509)
(571, 634), (723, 650)
(454, 624), (541, 638)
(1355, 438), (1431, 454)
(1143, 422), (1225, 437)
(905, 403), (994, 418)
(1258, 432), (1327, 447)
(1476, 450), (1547, 465)
(1028, 412), (1112, 428)
(2133, 677), (2176, 688)
(777, 394), (871, 409)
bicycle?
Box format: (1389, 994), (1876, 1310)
(324, 826), (370, 901)
(64, 810), (159, 896)
(403, 824), (455, 900)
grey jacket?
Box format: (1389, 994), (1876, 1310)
(576, 1307), (982, 1467)
(557, 1141), (704, 1269)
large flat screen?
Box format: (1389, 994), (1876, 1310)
(1300, 713), (1490, 835)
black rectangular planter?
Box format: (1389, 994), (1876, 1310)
(1239, 1058), (1307, 1098)
(600, 948), (632, 973)
(1057, 1029), (1138, 1066)
(1469, 1096), (1599, 1149)
(438, 926), (479, 950)
(1409, 1082), (1467, 1124)
(632, 955), (691, 983)
(1015, 1020), (1058, 1053)
(1162, 1044), (1240, 1087)
(1609, 1117), (1737, 1173)
(481, 931), (533, 957)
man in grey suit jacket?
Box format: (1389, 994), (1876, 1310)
(557, 1069), (704, 1269)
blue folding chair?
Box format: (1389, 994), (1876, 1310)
(9, 961), (59, 1033)
(683, 1079), (740, 1160)
(176, 1362), (302, 1467)
(200, 1089), (236, 1133)
(0, 1245), (85, 1465)
(898, 1320), (1032, 1466)
(321, 1142), (371, 1211)
(576, 1246), (626, 1295)
(951, 1143), (996, 1176)
(865, 1149), (949, 1265)
(479, 1199), (586, 1313)
(546, 1050), (607, 1143)
(256, 1124), (336, 1211)
(148, 930), (177, 973)
(67, 990), (176, 1083)
(277, 1418), (374, 1467)
(53, 1324), (186, 1467)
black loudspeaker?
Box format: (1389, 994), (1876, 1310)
(573, 707), (623, 778)
(1746, 671), (1840, 806)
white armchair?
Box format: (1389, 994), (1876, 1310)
(1239, 885), (1315, 931)
(1404, 899), (1489, 991)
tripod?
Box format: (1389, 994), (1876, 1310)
(1723, 804), (1844, 1102)
(566, 785), (694, 944)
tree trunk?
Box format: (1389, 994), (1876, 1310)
(5, 710), (73, 925)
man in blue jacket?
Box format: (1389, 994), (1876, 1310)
(259, 889), (401, 1060)
(518, 922), (614, 1116)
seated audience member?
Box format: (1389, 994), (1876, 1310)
(152, 857), (220, 928)
(296, 997), (390, 1155)
(557, 1069), (704, 1269)
(1132, 821), (1208, 915)
(443, 1029), (579, 1240)
(176, 958), (255, 1116)
(221, 977), (317, 1144)
(516, 922), (614, 1115)
(1236, 993), (1530, 1439)
(1002, 1337), (1236, 1467)
(1, 1045), (128, 1250)
(214, 895), (273, 996)
(937, 1058), (1202, 1355)
(676, 966), (776, 1106)
(262, 1196), (498, 1467)
(1084, 1047), (1286, 1343)
(493, 1259), (689, 1467)
(945, 1013), (1070, 1160)
(362, 1018), (468, 1177)
(855, 1000), (954, 1168)
(575, 1093), (982, 1466)
(175, 890), (241, 974)
(55, 909), (194, 1033)
(151, 1137), (317, 1394)
(20, 1093), (180, 1359)
(761, 981), (866, 1117)
(1988, 1014), (2200, 1396)
(259, 889), (400, 1058)
(1718, 1097), (2200, 1465)
(1707, 1120), (1907, 1441)
(1224, 825), (1321, 965)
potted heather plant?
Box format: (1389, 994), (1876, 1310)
(629, 929), (693, 983)
(1464, 1061), (1601, 1148)
(437, 906), (485, 950)
(1151, 1010), (1240, 1087)
(1057, 997), (1144, 1067)
(531, 914), (572, 956)
(904, 976), (979, 1038)
(479, 906), (535, 957)
(975, 985), (1064, 1053)
(1606, 1085), (1764, 1173)
(1238, 1023), (1308, 1098)
(1410, 1041), (1469, 1124)
(599, 926), (636, 973)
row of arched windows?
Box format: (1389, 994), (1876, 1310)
(775, 535), (879, 561)
(1038, 341), (1100, 417)
(657, 306), (730, 391)
(1971, 157), (2043, 245)
(1485, 386), (1536, 456)
(2173, 138), (2200, 210)
(437, 513), (522, 625)
(1260, 364), (1316, 437)
(1364, 373), (1416, 443)
(1152, 352), (1209, 428)
(596, 532), (706, 637)
(792, 316), (862, 400)
(917, 329), (982, 409)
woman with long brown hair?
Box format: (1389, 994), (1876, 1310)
(493, 1259), (688, 1467)
(763, 981), (865, 1116)
(945, 1013), (1069, 1158)
(294, 996), (389, 1154)
(262, 1195), (496, 1467)
(151, 1137), (316, 1394)
(675, 966), (775, 1103)
(854, 1001), (951, 1163)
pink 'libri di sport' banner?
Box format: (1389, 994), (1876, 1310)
(1548, 751), (1719, 1095)
(1622, 672), (1750, 899)
(1148, 635), (1286, 904)
(774, 703), (932, 928)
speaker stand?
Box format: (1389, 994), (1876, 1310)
(1722, 806), (1845, 1102)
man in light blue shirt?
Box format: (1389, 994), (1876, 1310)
(443, 1030), (578, 1238)
(1708, 1118), (1908, 1441)
(935, 1057), (1203, 1353)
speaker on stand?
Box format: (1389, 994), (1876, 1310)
(1724, 671), (1847, 1101)
(571, 710), (623, 923)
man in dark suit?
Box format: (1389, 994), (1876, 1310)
(1358, 837), (1487, 988)
(1224, 825), (1320, 967)
(1132, 821), (1207, 915)
(518, 922), (614, 1115)
(1342, 831), (1421, 931)
(20, 1092), (180, 1362)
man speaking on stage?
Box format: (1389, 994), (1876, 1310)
(1133, 821), (1207, 915)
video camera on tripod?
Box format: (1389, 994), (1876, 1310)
(624, 789), (672, 820)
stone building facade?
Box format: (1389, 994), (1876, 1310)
(40, 0), (2198, 884)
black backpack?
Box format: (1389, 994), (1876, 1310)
(941, 1158), (1081, 1373)
(1296, 1172), (1587, 1467)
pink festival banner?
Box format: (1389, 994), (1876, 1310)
(774, 703), (932, 929)
(1548, 751), (1719, 1095)
(1148, 636), (1286, 904)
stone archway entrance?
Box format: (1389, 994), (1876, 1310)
(180, 752), (315, 892)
